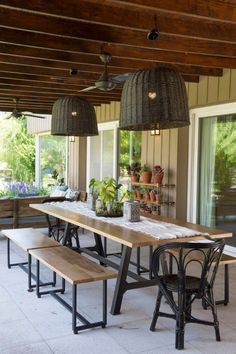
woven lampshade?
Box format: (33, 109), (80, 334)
(119, 67), (190, 130)
(51, 96), (98, 136)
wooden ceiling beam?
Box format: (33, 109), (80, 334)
(0, 78), (123, 92)
(0, 1), (235, 42)
(0, 27), (235, 69)
(0, 9), (235, 58)
(0, 43), (223, 77)
(0, 90), (120, 102)
(102, 0), (236, 23)
(0, 84), (122, 99)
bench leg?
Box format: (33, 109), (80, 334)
(224, 264), (229, 305)
(72, 284), (77, 334)
(28, 253), (33, 292)
(103, 280), (107, 327)
(72, 280), (107, 334)
(7, 238), (28, 269)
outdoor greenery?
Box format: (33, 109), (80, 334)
(215, 115), (236, 190)
(40, 135), (67, 187)
(0, 116), (35, 182)
(119, 131), (141, 176)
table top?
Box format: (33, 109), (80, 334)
(2, 228), (60, 252)
(30, 203), (232, 249)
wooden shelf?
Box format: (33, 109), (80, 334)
(130, 182), (175, 188)
(135, 198), (175, 206)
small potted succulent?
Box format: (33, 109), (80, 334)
(152, 165), (164, 185)
(128, 162), (141, 182)
(140, 164), (152, 184)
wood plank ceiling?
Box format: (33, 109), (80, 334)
(0, 0), (235, 114)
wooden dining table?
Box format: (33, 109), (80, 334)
(30, 202), (232, 315)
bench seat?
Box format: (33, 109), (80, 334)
(29, 246), (117, 334)
(2, 228), (61, 291)
(29, 246), (117, 285)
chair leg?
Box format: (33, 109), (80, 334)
(175, 292), (185, 350)
(208, 288), (221, 341)
(150, 289), (163, 331)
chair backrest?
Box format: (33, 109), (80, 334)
(42, 197), (66, 228)
(152, 239), (225, 297)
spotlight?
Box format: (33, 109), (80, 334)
(147, 28), (159, 41)
(69, 68), (78, 76)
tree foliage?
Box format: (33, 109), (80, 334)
(0, 116), (35, 182)
(215, 116), (236, 189)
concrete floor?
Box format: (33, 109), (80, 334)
(1, 229), (236, 354)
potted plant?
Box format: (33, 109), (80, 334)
(88, 178), (99, 210)
(140, 164), (152, 183)
(152, 165), (164, 185)
(95, 177), (126, 217)
(128, 162), (141, 182)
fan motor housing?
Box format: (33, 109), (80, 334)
(95, 79), (116, 91)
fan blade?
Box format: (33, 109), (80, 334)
(24, 113), (46, 119)
(79, 86), (96, 92)
(112, 73), (130, 83)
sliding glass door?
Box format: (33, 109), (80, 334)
(188, 104), (236, 245)
(86, 122), (118, 186)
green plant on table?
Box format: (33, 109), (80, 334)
(95, 177), (126, 216)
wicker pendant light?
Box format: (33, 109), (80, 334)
(119, 67), (190, 130)
(51, 96), (98, 136)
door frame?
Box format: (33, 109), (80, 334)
(187, 102), (236, 223)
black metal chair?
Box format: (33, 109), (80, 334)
(42, 197), (80, 248)
(150, 239), (225, 350)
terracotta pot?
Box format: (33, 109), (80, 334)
(135, 190), (142, 199)
(141, 171), (152, 183)
(149, 190), (156, 202)
(130, 172), (140, 182)
(152, 173), (164, 185)
(144, 191), (150, 202)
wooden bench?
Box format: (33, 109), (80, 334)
(2, 228), (61, 290)
(217, 245), (236, 305)
(29, 246), (117, 334)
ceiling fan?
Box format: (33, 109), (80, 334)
(79, 52), (129, 92)
(5, 98), (46, 119)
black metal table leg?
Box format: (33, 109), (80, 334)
(62, 222), (72, 246)
(111, 245), (132, 315)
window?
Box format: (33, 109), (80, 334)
(87, 122), (118, 186)
(188, 103), (236, 245)
(86, 122), (142, 188)
(36, 134), (68, 188)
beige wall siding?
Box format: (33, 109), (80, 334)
(27, 115), (51, 134)
(187, 69), (236, 108)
